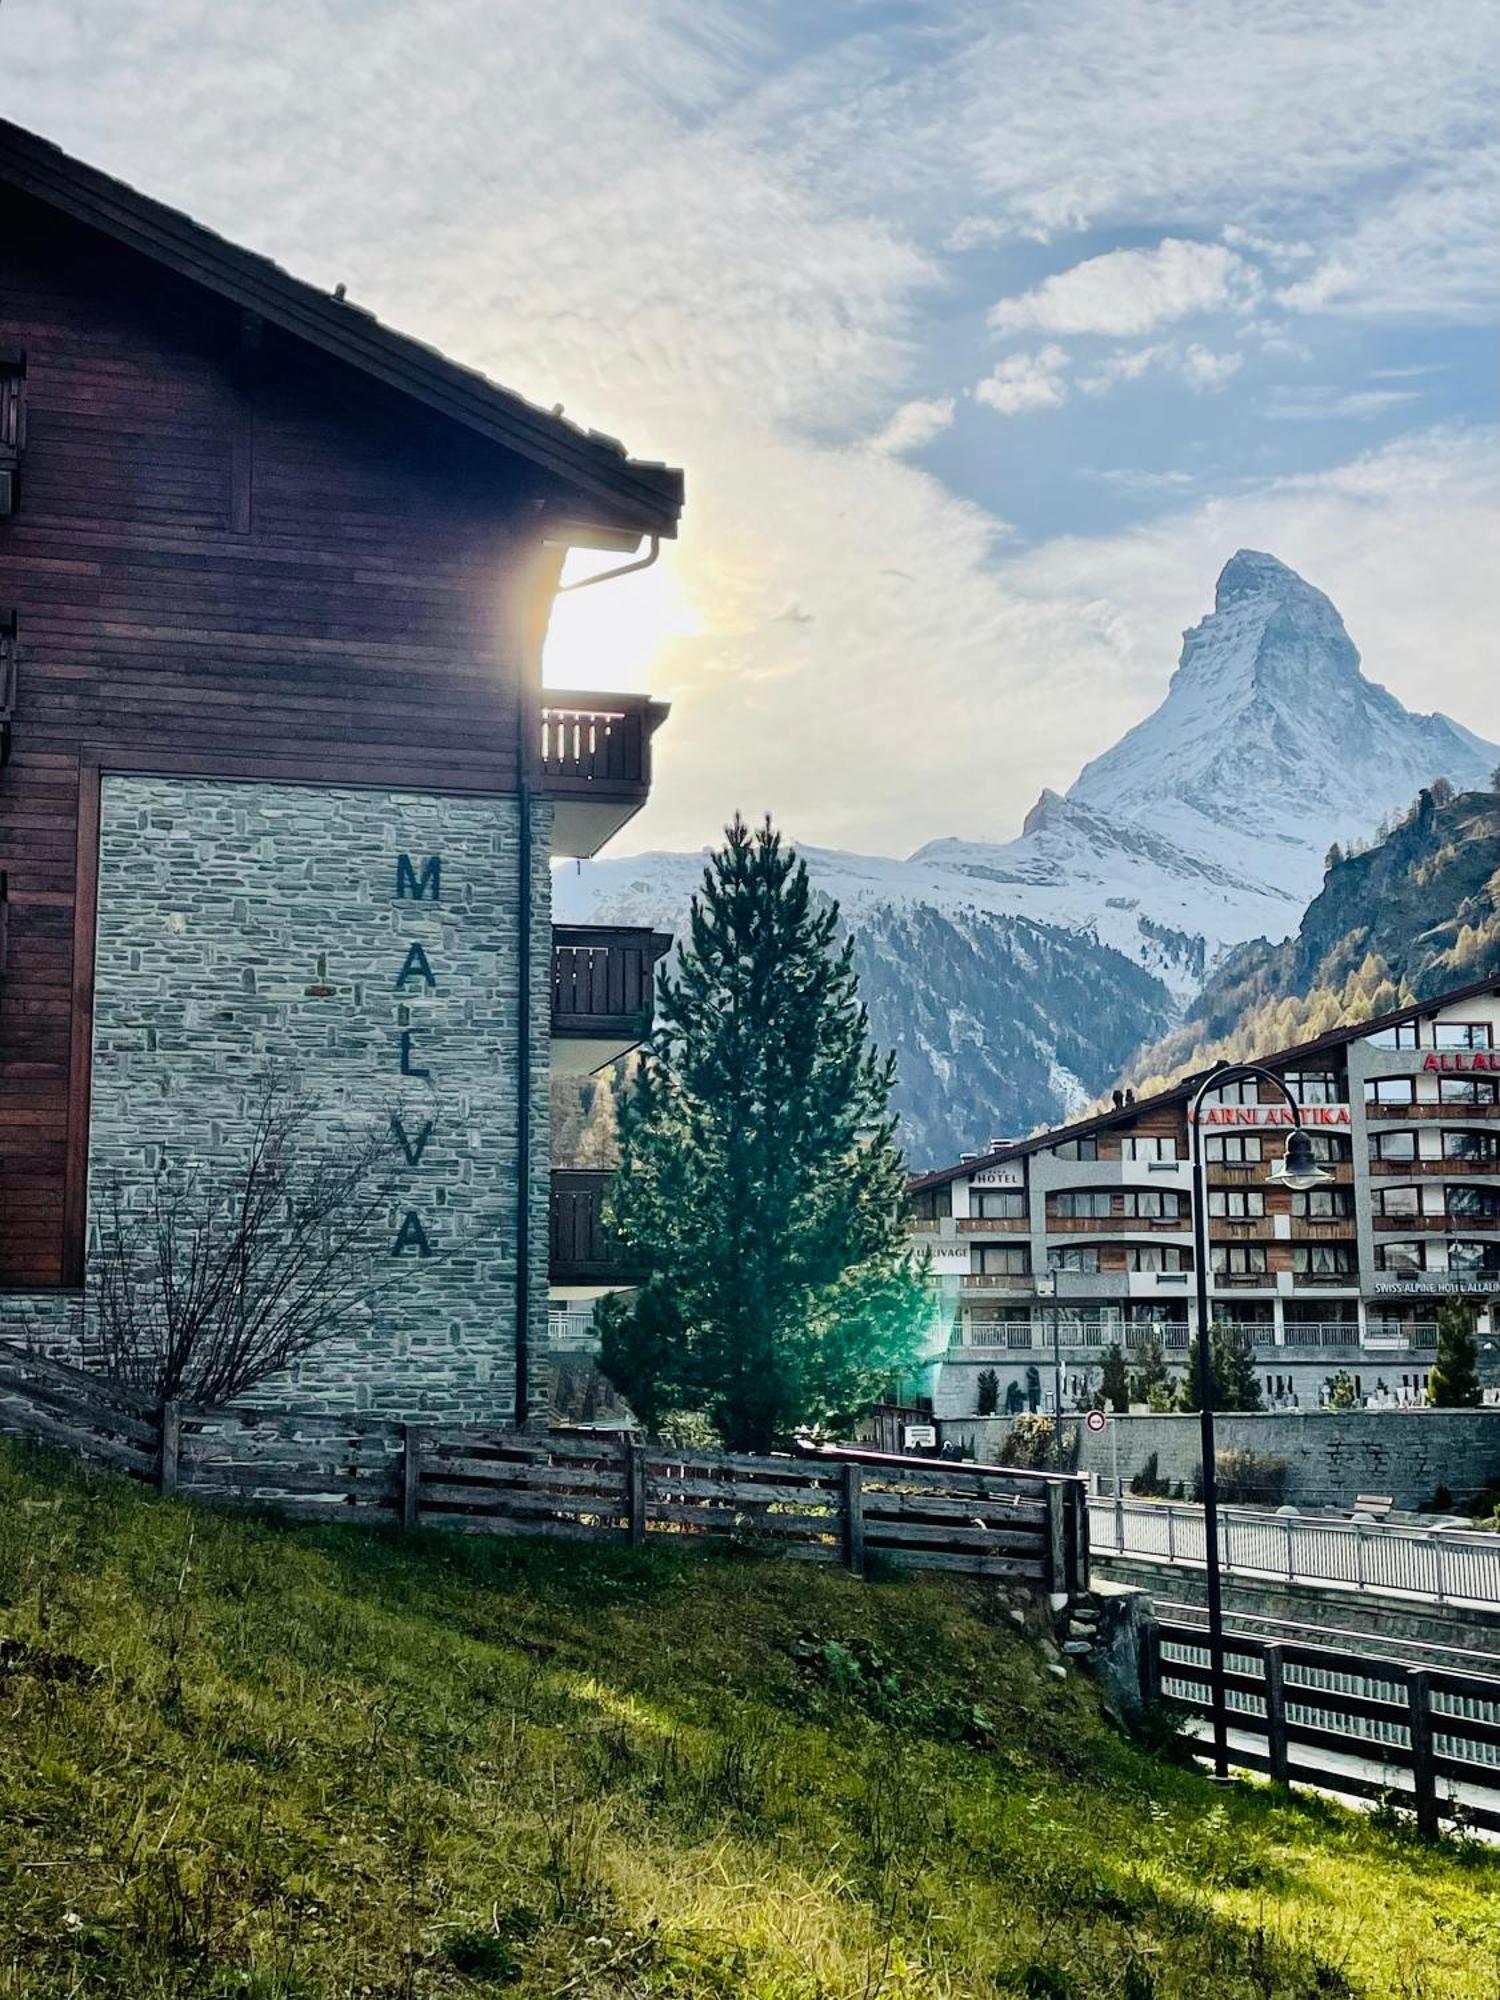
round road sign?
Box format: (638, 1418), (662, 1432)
(1085, 1409), (1107, 1432)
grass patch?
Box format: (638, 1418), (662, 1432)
(1, 1439), (1498, 1996)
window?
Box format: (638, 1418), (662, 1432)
(1051, 1190), (1112, 1219)
(1201, 1079), (1258, 1106)
(1205, 1134), (1263, 1164)
(1306, 1132), (1350, 1163)
(1209, 1189), (1266, 1219)
(1293, 1244), (1354, 1275)
(973, 1189), (1026, 1219)
(1376, 1186), (1421, 1218)
(1444, 1131), (1500, 1164)
(1285, 1069), (1340, 1105)
(1365, 1078), (1416, 1105)
(1368, 1022), (1420, 1050)
(910, 1185), (952, 1221)
(975, 1245), (1029, 1275)
(0, 350), (23, 518)
(1051, 1137), (1098, 1161)
(1440, 1077), (1500, 1105)
(1377, 1241), (1426, 1274)
(1128, 1244), (1187, 1272)
(1371, 1130), (1417, 1163)
(1291, 1187), (1354, 1219)
(1448, 1186), (1500, 1221)
(1449, 1240), (1500, 1274)
(1211, 1245), (1268, 1275)
(1048, 1245), (1100, 1273)
(1122, 1135), (1177, 1162)
(1122, 1189), (1183, 1220)
(1434, 1022), (1495, 1050)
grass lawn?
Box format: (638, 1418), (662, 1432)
(1, 1439), (1498, 1998)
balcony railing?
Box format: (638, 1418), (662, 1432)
(1046, 1214), (1187, 1233)
(1366, 1102), (1500, 1119)
(539, 693), (669, 857)
(1370, 1156), (1500, 1176)
(958, 1215), (1029, 1232)
(551, 924), (670, 1074)
(959, 1273), (1034, 1294)
(549, 1169), (646, 1289)
(1374, 1211), (1500, 1233)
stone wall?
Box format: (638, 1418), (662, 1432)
(50, 774), (555, 1422)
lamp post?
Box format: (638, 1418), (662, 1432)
(1188, 1060), (1333, 1779)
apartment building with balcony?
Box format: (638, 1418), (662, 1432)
(0, 121), (681, 1424)
(907, 974), (1500, 1416)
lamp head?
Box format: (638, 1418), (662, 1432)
(1269, 1125), (1333, 1193)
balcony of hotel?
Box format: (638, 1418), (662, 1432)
(958, 1272), (1036, 1297)
(549, 1168), (647, 1298)
(1366, 1101), (1500, 1120)
(1370, 1155), (1500, 1176)
(958, 1214), (1030, 1233)
(1373, 1209), (1500, 1232)
(540, 693), (670, 857)
(552, 925), (671, 1076)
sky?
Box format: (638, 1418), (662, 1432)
(6, 0), (1497, 855)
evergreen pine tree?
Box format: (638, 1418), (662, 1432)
(1176, 1325), (1265, 1413)
(597, 815), (927, 1451)
(1427, 1301), (1482, 1408)
(1129, 1332), (1171, 1407)
(1100, 1343), (1130, 1413)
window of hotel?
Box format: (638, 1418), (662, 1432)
(1440, 1077), (1500, 1105)
(1291, 1187), (1354, 1219)
(1209, 1190), (1265, 1218)
(1368, 1023), (1421, 1050)
(1448, 1186), (1500, 1221)
(1052, 1190), (1112, 1219)
(1051, 1137), (1099, 1161)
(1293, 1244), (1354, 1275)
(1306, 1132), (1351, 1163)
(1449, 1240), (1500, 1274)
(1376, 1186), (1422, 1218)
(1365, 1077), (1416, 1105)
(1444, 1131), (1500, 1164)
(1212, 1245), (1268, 1275)
(1371, 1130), (1417, 1162)
(1048, 1245), (1100, 1273)
(1205, 1134), (1263, 1163)
(1122, 1135), (1178, 1162)
(975, 1245), (1029, 1275)
(1122, 1189), (1183, 1219)
(1128, 1244), (1187, 1272)
(1285, 1069), (1340, 1105)
(972, 1189), (1026, 1219)
(1434, 1022), (1495, 1050)
(1377, 1241), (1426, 1274)
(910, 1185), (952, 1221)
(1201, 1079), (1258, 1106)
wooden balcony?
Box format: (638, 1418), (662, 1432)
(551, 924), (670, 1076)
(959, 1215), (1028, 1233)
(1374, 1211), (1500, 1232)
(1045, 1213), (1186, 1233)
(549, 1169), (647, 1295)
(540, 692), (669, 857)
(1366, 1101), (1500, 1120)
(1289, 1270), (1359, 1287)
(959, 1272), (1035, 1295)
(1370, 1157), (1500, 1176)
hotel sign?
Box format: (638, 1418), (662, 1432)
(972, 1163), (1025, 1187)
(1188, 1104), (1352, 1128)
(1423, 1053), (1499, 1072)
(1374, 1276), (1500, 1296)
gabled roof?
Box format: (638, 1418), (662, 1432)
(0, 119), (683, 540)
(909, 968), (1500, 1193)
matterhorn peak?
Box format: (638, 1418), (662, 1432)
(1214, 548), (1311, 609)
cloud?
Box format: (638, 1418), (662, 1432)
(974, 346), (1070, 416)
(869, 396), (955, 455)
(1266, 386), (1425, 421)
(1077, 341), (1242, 398)
(989, 238), (1256, 338)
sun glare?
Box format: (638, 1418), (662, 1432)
(542, 545), (698, 694)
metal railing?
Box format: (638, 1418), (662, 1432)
(1093, 1496), (1500, 1607)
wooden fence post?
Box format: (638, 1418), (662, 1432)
(1139, 1617), (1163, 1709)
(1262, 1643), (1289, 1786)
(1066, 1479), (1089, 1598)
(1044, 1480), (1067, 1598)
(401, 1424), (422, 1531)
(841, 1460), (866, 1578)
(1406, 1668), (1440, 1839)
(158, 1401), (180, 1496)
(625, 1436), (647, 1547)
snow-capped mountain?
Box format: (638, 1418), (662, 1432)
(555, 552), (1495, 1166)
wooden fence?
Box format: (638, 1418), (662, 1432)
(0, 1345), (1088, 1596)
(1153, 1615), (1500, 1835)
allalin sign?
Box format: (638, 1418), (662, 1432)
(1188, 1104), (1352, 1128)
(1423, 1052), (1500, 1072)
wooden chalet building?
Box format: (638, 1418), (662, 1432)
(0, 120), (682, 1421)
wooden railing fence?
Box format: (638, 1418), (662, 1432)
(0, 1345), (1088, 1597)
(1153, 1615), (1500, 1835)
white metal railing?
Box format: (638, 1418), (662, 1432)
(1090, 1496), (1500, 1607)
(547, 1311), (598, 1350)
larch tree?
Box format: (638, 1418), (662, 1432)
(1427, 1301), (1482, 1409)
(597, 815), (927, 1452)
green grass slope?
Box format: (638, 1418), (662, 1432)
(2, 1443), (1497, 1999)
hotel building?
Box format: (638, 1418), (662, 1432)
(908, 975), (1500, 1415)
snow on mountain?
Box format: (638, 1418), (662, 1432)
(554, 551), (1496, 1165)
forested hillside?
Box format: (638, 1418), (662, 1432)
(1125, 782), (1500, 1095)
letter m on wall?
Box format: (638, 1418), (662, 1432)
(396, 853), (441, 901)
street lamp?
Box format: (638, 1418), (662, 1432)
(1188, 1060), (1332, 1778)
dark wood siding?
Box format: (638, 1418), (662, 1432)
(0, 192), (548, 1288)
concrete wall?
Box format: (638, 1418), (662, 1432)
(63, 774), (554, 1421)
(945, 1408), (1500, 1509)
